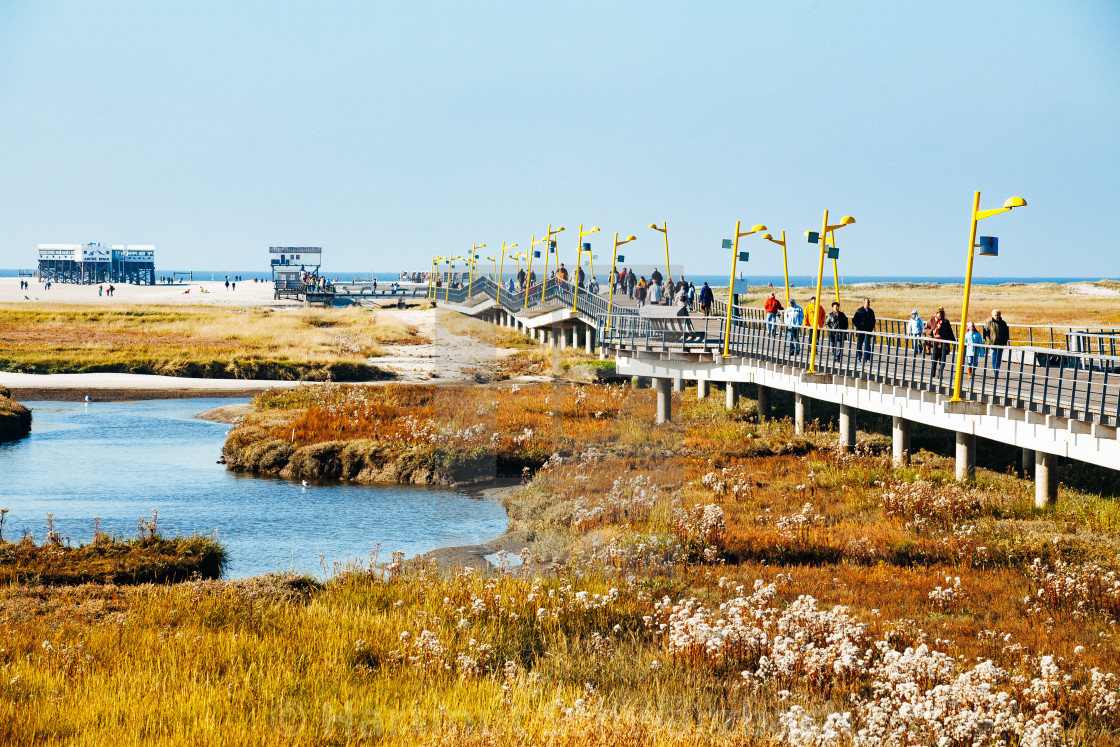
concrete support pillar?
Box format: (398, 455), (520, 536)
(585, 327), (593, 354)
(1022, 448), (1035, 479)
(955, 431), (976, 482)
(892, 416), (911, 467)
(673, 376), (684, 393)
(757, 385), (772, 421)
(655, 378), (672, 424)
(697, 379), (709, 400)
(559, 327), (567, 350)
(1035, 451), (1058, 507)
(839, 405), (856, 453)
(794, 393), (809, 434)
(725, 382), (739, 410)
(631, 376), (640, 389)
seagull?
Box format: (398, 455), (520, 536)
(84, 395), (91, 402)
(301, 480), (309, 489)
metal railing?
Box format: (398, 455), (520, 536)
(598, 313), (1120, 427)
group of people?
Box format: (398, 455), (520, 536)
(96, 284), (117, 296)
(762, 293), (1012, 377)
(607, 267), (714, 314)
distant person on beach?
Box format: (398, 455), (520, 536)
(907, 310), (924, 354)
(982, 309), (1010, 372)
(927, 306), (955, 378)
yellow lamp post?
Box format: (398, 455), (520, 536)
(541, 225), (565, 289)
(825, 231), (841, 304)
(484, 255), (497, 279)
(761, 231), (790, 306)
(949, 192), (1027, 401)
(806, 212), (855, 373)
(649, 221), (671, 276)
(428, 256), (440, 299)
(467, 242), (485, 296)
(571, 225), (600, 312)
(507, 249), (525, 278)
(606, 232), (637, 332)
(721, 221), (768, 357)
(497, 241), (518, 293)
(525, 235), (549, 308)
(444, 256), (462, 302)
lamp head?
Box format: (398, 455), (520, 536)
(510, 243), (518, 248)
(555, 226), (565, 233)
(648, 223), (657, 229)
(751, 224), (767, 233)
(1004, 196), (1027, 208)
(839, 216), (856, 226)
(761, 233), (773, 240)
(589, 227), (600, 234)
(626, 235), (636, 241)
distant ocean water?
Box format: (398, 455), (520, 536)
(1, 269), (1116, 287)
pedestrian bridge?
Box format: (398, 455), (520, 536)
(435, 276), (1120, 505)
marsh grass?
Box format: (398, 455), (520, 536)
(0, 304), (421, 379)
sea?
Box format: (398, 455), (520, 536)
(1, 269), (1115, 287)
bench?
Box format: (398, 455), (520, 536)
(639, 305), (706, 344)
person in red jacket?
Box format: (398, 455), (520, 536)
(764, 293), (784, 336)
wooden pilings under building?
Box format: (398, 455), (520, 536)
(37, 243), (156, 285)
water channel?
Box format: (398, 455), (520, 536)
(0, 398), (508, 578)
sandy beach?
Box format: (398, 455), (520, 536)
(0, 276), (293, 307)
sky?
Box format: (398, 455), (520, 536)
(0, 0), (1117, 278)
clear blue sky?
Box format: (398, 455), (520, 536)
(0, 1), (1117, 278)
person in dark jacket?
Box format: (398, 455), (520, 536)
(982, 309), (1010, 372)
(927, 306), (956, 379)
(852, 297), (876, 364)
(825, 302), (849, 362)
(698, 282), (714, 315)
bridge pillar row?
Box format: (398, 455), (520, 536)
(794, 393), (809, 434)
(655, 378), (672, 424)
(697, 379), (709, 400)
(892, 416), (911, 467)
(673, 376), (684, 394)
(725, 382), (739, 410)
(1035, 451), (1058, 507)
(955, 432), (976, 482)
(757, 385), (772, 421)
(839, 405), (856, 453)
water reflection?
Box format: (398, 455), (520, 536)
(0, 398), (507, 578)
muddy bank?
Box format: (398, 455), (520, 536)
(0, 386), (32, 442)
(222, 429), (501, 486)
(196, 403), (254, 423)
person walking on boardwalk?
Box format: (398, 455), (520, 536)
(928, 306), (955, 379)
(784, 299), (804, 355)
(698, 282), (713, 316)
(764, 293), (784, 336)
(982, 309), (1010, 373)
(907, 310), (924, 354)
(852, 297), (876, 364)
(650, 267), (663, 287)
(557, 264), (569, 283)
(647, 278), (662, 305)
(627, 270), (637, 299)
(964, 321), (985, 378)
(825, 301), (849, 363)
(804, 296), (825, 331)
(634, 277), (647, 307)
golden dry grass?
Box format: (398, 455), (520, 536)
(0, 304), (425, 379)
(8, 381), (1120, 744)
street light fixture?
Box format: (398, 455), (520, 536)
(806, 212), (855, 373)
(721, 221), (768, 357)
(649, 221), (670, 277)
(761, 231), (790, 306)
(428, 255), (442, 299)
(525, 235), (550, 308)
(541, 225), (565, 289)
(497, 241), (518, 294)
(950, 192), (1027, 402)
(467, 243), (485, 296)
(571, 225), (600, 312)
(484, 255), (497, 279)
(606, 233), (637, 332)
(445, 256), (464, 302)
